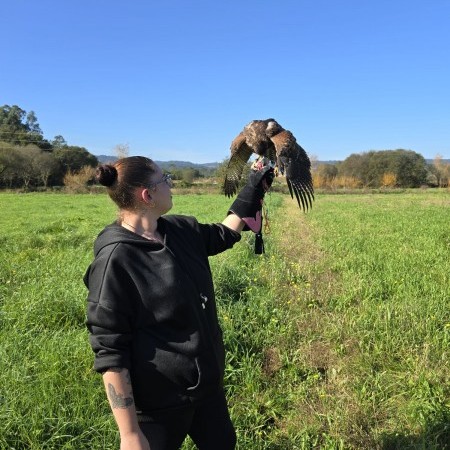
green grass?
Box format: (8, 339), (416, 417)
(0, 190), (449, 449)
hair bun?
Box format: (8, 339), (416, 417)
(96, 164), (117, 187)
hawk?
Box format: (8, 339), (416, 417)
(223, 119), (314, 211)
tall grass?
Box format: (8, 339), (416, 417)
(0, 190), (449, 449)
(265, 191), (450, 450)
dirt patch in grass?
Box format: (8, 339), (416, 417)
(262, 346), (283, 378)
(272, 198), (379, 448)
(273, 198), (323, 265)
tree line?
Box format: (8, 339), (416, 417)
(0, 105), (98, 188)
(313, 150), (449, 189)
(1, 104), (449, 190)
(0, 105), (217, 190)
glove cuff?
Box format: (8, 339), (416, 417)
(228, 205), (262, 233)
(228, 184), (264, 232)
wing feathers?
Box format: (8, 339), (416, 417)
(270, 130), (297, 156)
(223, 120), (314, 211)
(224, 133), (253, 197)
(277, 139), (314, 211)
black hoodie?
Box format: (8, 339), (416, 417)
(84, 214), (241, 413)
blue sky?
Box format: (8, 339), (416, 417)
(2, 0), (449, 163)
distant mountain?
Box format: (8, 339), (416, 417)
(157, 160), (219, 170)
(96, 155), (118, 163)
(315, 160), (341, 165)
(95, 155), (219, 170)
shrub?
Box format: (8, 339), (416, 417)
(381, 172), (397, 188)
(63, 166), (96, 193)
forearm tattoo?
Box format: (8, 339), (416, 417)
(107, 383), (134, 409)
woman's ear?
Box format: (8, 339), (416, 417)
(141, 188), (151, 202)
(141, 188), (156, 208)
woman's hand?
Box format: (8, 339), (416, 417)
(120, 429), (150, 450)
(227, 164), (274, 231)
(102, 368), (148, 449)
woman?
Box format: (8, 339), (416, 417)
(84, 156), (272, 450)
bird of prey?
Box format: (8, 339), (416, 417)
(223, 118), (314, 211)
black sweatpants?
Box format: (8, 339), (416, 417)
(138, 389), (236, 450)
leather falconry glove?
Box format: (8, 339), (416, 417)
(228, 162), (274, 254)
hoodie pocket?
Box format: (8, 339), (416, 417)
(186, 358), (201, 391)
(133, 346), (201, 391)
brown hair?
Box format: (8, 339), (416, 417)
(95, 156), (158, 210)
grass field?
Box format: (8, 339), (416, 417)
(0, 189), (449, 449)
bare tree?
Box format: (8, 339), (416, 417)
(19, 146), (41, 188)
(309, 154), (319, 172)
(33, 151), (58, 187)
(432, 154), (446, 187)
(113, 143), (130, 159)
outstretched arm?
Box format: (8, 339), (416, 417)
(102, 368), (149, 450)
(222, 213), (245, 233)
(224, 164), (274, 252)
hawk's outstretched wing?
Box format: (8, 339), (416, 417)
(223, 119), (314, 211)
(271, 130), (314, 211)
(223, 132), (253, 197)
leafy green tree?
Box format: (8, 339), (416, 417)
(0, 143), (21, 187)
(0, 105), (51, 149)
(316, 163), (338, 182)
(181, 168), (199, 184)
(54, 146), (98, 172)
(26, 111), (41, 134)
(392, 150), (428, 187)
(51, 135), (68, 149)
(340, 150), (428, 188)
(338, 153), (367, 182)
(51, 146), (98, 185)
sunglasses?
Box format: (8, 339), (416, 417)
(148, 173), (173, 189)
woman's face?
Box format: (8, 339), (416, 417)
(147, 166), (173, 214)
